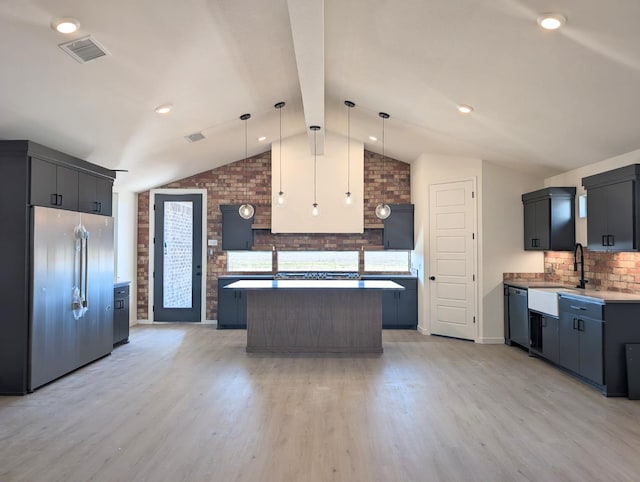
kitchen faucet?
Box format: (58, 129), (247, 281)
(573, 242), (588, 289)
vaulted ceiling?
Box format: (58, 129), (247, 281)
(2, 0), (640, 192)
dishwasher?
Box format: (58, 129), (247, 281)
(508, 287), (529, 348)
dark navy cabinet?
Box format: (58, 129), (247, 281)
(217, 276), (272, 329)
(30, 157), (80, 211)
(558, 297), (603, 385)
(583, 165), (640, 252)
(220, 204), (254, 250)
(363, 276), (417, 329)
(79, 172), (113, 216)
(113, 283), (130, 346)
(540, 315), (560, 364)
(521, 187), (575, 251)
(383, 204), (414, 250)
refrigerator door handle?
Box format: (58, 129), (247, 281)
(83, 227), (89, 309)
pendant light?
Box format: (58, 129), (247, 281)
(274, 101), (286, 207)
(344, 100), (355, 206)
(375, 112), (391, 220)
(238, 113), (254, 220)
(310, 125), (321, 216)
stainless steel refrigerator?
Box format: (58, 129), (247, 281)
(30, 206), (114, 391)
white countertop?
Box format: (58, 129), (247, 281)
(225, 279), (404, 290)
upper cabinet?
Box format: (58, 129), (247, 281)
(383, 204), (414, 250)
(582, 164), (640, 252)
(0, 141), (115, 217)
(30, 157), (79, 211)
(78, 172), (113, 216)
(521, 187), (575, 251)
(220, 204), (254, 250)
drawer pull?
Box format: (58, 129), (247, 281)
(569, 305), (586, 310)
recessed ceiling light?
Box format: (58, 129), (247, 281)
(257, 136), (267, 142)
(537, 13), (566, 30)
(457, 104), (474, 114)
(51, 17), (80, 34)
(154, 104), (173, 114)
(369, 136), (377, 141)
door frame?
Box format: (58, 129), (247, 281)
(149, 189), (207, 323)
(426, 177), (479, 341)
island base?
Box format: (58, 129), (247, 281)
(246, 290), (383, 354)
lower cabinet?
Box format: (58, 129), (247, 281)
(558, 311), (603, 385)
(540, 315), (559, 364)
(113, 283), (130, 346)
(364, 276), (417, 329)
(525, 293), (640, 396)
(217, 277), (248, 329)
(217, 276), (273, 329)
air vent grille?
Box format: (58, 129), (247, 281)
(185, 132), (206, 143)
(58, 35), (109, 63)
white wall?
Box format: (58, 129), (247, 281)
(545, 148), (640, 245)
(113, 189), (137, 324)
(412, 155), (546, 342)
(411, 154), (482, 336)
(481, 161), (545, 342)
(271, 131), (364, 233)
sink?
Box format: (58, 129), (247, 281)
(528, 288), (569, 317)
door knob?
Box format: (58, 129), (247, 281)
(429, 276), (436, 281)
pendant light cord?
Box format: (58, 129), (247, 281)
(347, 104), (351, 193)
(382, 115), (385, 203)
(379, 112), (390, 204)
(279, 105), (283, 192)
(313, 128), (317, 204)
(244, 116), (248, 201)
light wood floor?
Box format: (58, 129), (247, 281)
(1, 326), (640, 482)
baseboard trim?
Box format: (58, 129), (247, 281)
(476, 337), (505, 345)
(417, 325), (430, 335)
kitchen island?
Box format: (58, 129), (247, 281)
(225, 279), (404, 354)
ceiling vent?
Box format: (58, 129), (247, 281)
(58, 35), (109, 63)
(185, 132), (206, 143)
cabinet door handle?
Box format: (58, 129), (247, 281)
(429, 276), (436, 281)
(569, 305), (586, 310)
(608, 234), (614, 246)
(578, 319), (585, 332)
(50, 193), (58, 206)
(573, 318), (578, 330)
(58, 194), (63, 206)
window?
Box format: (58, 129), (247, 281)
(277, 251), (359, 272)
(227, 251), (272, 272)
(364, 251), (411, 272)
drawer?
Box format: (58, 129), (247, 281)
(114, 285), (130, 298)
(559, 296), (603, 320)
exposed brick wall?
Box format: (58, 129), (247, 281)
(504, 249), (640, 294)
(136, 150), (411, 320)
(544, 250), (640, 293)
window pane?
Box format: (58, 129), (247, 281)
(163, 201), (193, 308)
(364, 251), (410, 272)
(227, 251), (273, 272)
(277, 251), (359, 272)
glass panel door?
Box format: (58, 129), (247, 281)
(153, 194), (203, 321)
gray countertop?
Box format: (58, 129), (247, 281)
(557, 289), (640, 304)
(225, 280), (404, 290)
(505, 280), (640, 303)
(504, 280), (567, 289)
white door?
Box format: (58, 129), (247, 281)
(429, 180), (477, 340)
